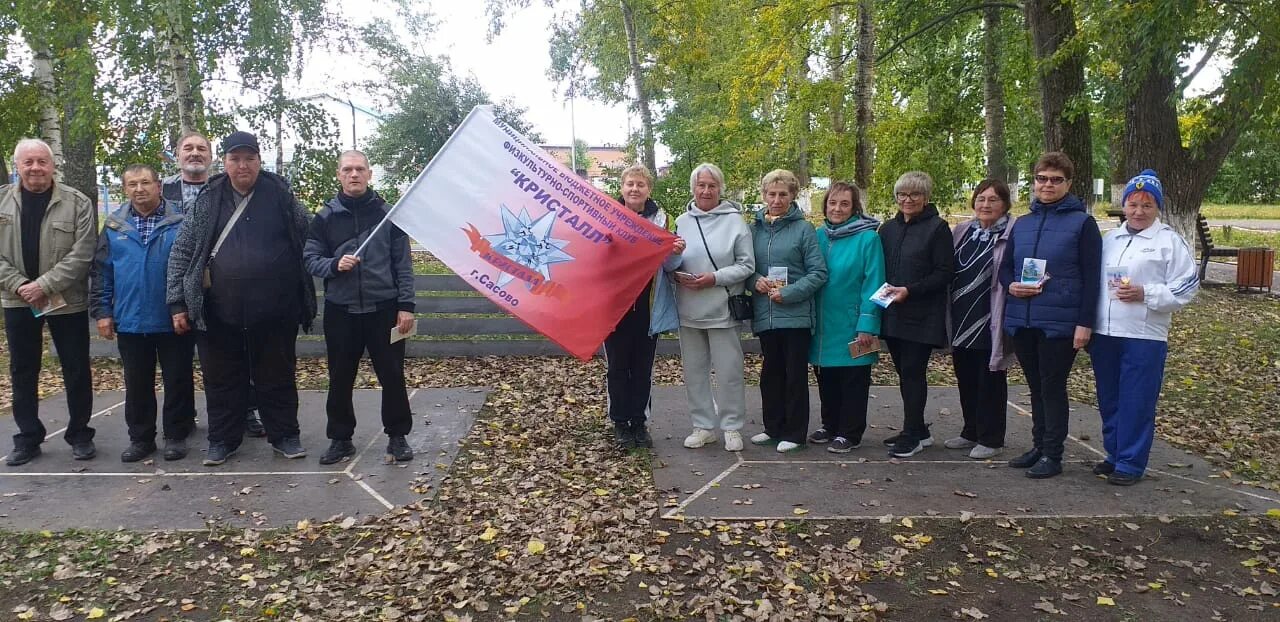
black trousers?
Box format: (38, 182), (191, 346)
(323, 303), (411, 441)
(951, 346), (1008, 448)
(1012, 329), (1077, 460)
(883, 336), (933, 439)
(759, 328), (811, 444)
(4, 308), (94, 448)
(814, 365), (871, 442)
(117, 332), (196, 443)
(602, 316), (657, 426)
(197, 318), (299, 446)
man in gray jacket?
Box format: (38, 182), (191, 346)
(0, 139), (98, 465)
(303, 150), (415, 464)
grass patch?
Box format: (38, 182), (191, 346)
(1201, 203), (1280, 219)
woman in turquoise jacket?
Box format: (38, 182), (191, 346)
(747, 169), (828, 453)
(808, 182), (884, 453)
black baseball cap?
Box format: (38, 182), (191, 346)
(220, 131), (260, 154)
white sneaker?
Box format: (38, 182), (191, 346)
(969, 444), (1002, 460)
(750, 432), (775, 445)
(944, 436), (976, 450)
(683, 428), (717, 449)
(724, 431), (743, 452)
(776, 440), (803, 453)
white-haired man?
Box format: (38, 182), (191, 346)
(0, 139), (98, 466)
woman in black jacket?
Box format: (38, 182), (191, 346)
(878, 171), (955, 458)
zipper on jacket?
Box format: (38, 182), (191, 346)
(1023, 208), (1050, 326)
(354, 207), (365, 312)
(766, 220), (776, 326)
(1104, 234), (1135, 333)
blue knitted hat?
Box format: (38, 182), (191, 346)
(1122, 169), (1164, 212)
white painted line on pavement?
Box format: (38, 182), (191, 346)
(1007, 400), (1280, 504)
(738, 459), (1094, 466)
(354, 478), (395, 510)
(344, 388), (419, 475)
(0, 470), (338, 477)
(661, 452), (744, 520)
(0, 399), (126, 463)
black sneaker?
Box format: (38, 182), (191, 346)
(632, 424), (653, 448)
(1026, 456), (1063, 479)
(163, 437), (188, 461)
(386, 435), (413, 462)
(1092, 461), (1116, 476)
(271, 436), (307, 459)
(319, 440), (356, 465)
(1008, 448), (1042, 469)
(828, 437), (859, 453)
(71, 441), (96, 461)
(120, 441), (156, 463)
(203, 442), (238, 466)
(613, 422), (636, 450)
(1107, 471), (1141, 486)
(809, 428), (833, 444)
(889, 435), (928, 458)
(245, 409), (266, 438)
(882, 424), (930, 447)
(5, 445), (40, 467)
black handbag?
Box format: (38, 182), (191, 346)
(692, 216), (753, 321)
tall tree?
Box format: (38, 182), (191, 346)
(1025, 0), (1093, 205)
(1096, 0), (1280, 241)
(619, 0), (655, 172)
(982, 5), (1008, 182)
(853, 0), (876, 190)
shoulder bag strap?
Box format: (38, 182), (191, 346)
(692, 214), (734, 296)
(209, 192), (253, 260)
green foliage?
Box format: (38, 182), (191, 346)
(361, 19), (541, 188)
(1207, 112), (1280, 204)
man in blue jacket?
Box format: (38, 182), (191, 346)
(91, 164), (195, 461)
(303, 151), (415, 464)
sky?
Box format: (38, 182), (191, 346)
(294, 0), (645, 156)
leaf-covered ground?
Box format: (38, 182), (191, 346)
(0, 287), (1276, 620)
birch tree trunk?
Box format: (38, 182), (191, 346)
(853, 0), (875, 190)
(827, 5), (847, 179)
(158, 0), (196, 135)
(982, 6), (1008, 183)
(619, 0), (655, 173)
(31, 42), (65, 181)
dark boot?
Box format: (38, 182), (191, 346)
(1008, 448), (1042, 469)
(613, 422), (636, 450)
(1025, 456), (1063, 479)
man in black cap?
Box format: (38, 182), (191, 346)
(161, 131), (267, 439)
(166, 131), (317, 466)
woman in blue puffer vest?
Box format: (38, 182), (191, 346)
(998, 151), (1102, 479)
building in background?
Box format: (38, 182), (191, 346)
(540, 144), (629, 189)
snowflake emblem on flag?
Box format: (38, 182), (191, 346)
(485, 205), (573, 288)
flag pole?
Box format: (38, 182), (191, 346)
(353, 105), (491, 257)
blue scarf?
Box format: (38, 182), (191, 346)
(825, 213), (880, 240)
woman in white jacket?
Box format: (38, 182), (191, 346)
(1091, 170), (1198, 485)
(664, 163), (755, 451)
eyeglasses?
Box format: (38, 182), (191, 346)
(1034, 174), (1068, 185)
(895, 192), (924, 201)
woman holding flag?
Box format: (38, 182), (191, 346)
(604, 165), (681, 450)
(664, 163), (755, 452)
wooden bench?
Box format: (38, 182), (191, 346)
(1196, 215), (1239, 281)
(1106, 208), (1125, 224)
(86, 274), (763, 358)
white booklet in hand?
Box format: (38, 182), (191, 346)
(870, 283), (896, 308)
(390, 326), (411, 344)
(1020, 258), (1048, 286)
(31, 292), (67, 318)
(1105, 266), (1130, 299)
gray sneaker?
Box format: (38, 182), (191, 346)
(808, 428), (833, 444)
(828, 437), (859, 453)
(271, 436), (307, 459)
(969, 444), (1002, 460)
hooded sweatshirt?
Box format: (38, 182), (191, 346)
(664, 199), (755, 329)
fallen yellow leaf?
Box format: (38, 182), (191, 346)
(527, 539), (546, 554)
(901, 517), (914, 528)
(87, 608), (106, 619)
(593, 488), (609, 496)
(478, 527), (498, 542)
(928, 589), (948, 595)
(793, 508), (809, 516)
(1267, 508), (1280, 519)
(845, 537), (862, 550)
(1097, 596), (1116, 606)
(239, 547), (257, 557)
(628, 553), (644, 566)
